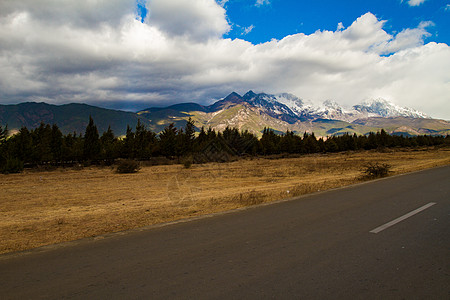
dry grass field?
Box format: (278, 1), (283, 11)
(1, 147), (449, 254)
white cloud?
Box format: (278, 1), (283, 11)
(216, 0), (229, 7)
(255, 0), (270, 7)
(0, 1), (449, 119)
(406, 0), (427, 7)
(242, 24), (255, 35)
(147, 0), (230, 41)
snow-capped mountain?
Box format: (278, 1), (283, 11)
(310, 100), (356, 122)
(241, 91), (299, 123)
(233, 91), (429, 122)
(352, 98), (429, 119)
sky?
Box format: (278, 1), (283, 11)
(0, 0), (449, 119)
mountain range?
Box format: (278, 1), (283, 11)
(1, 91), (449, 137)
(137, 91), (449, 137)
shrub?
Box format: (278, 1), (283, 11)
(362, 162), (391, 178)
(182, 156), (193, 169)
(116, 159), (140, 174)
(1, 157), (24, 174)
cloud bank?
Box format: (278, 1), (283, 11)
(0, 0), (449, 119)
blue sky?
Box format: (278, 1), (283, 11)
(221, 0), (450, 46)
(0, 0), (449, 119)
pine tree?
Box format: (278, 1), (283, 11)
(122, 125), (135, 158)
(83, 116), (101, 161)
(0, 125), (9, 170)
(50, 124), (63, 162)
(159, 123), (178, 157)
(303, 132), (319, 153)
(134, 119), (146, 158)
(32, 123), (53, 163)
(260, 128), (281, 155)
(183, 117), (196, 154)
(0, 125), (8, 145)
(10, 127), (33, 162)
(100, 126), (118, 162)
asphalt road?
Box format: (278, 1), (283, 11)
(1, 165), (449, 299)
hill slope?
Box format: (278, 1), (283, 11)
(0, 102), (143, 136)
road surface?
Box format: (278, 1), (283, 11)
(1, 165), (449, 299)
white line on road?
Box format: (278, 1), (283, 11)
(370, 202), (436, 234)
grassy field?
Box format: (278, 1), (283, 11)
(1, 147), (449, 255)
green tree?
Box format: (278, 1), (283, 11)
(0, 125), (8, 170)
(0, 125), (8, 145)
(50, 124), (63, 162)
(325, 138), (339, 152)
(122, 125), (135, 158)
(303, 132), (319, 153)
(9, 127), (33, 163)
(260, 128), (281, 155)
(134, 120), (146, 158)
(133, 119), (157, 159)
(183, 117), (196, 154)
(100, 126), (119, 162)
(32, 123), (53, 163)
(159, 123), (178, 157)
(280, 130), (300, 154)
(83, 116), (101, 161)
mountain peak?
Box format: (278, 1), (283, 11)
(223, 92), (243, 103)
(353, 98), (428, 118)
(322, 100), (342, 110)
(243, 90), (257, 99)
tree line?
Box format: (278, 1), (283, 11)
(0, 117), (448, 173)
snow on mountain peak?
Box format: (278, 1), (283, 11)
(353, 98), (429, 119)
(223, 91), (429, 123)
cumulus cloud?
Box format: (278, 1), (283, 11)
(216, 0), (229, 7)
(0, 1), (449, 119)
(147, 0), (230, 41)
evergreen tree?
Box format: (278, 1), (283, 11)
(122, 125), (135, 158)
(325, 138), (339, 152)
(11, 127), (33, 163)
(32, 123), (53, 163)
(159, 123), (178, 157)
(83, 116), (101, 161)
(183, 118), (196, 154)
(134, 119), (146, 159)
(280, 130), (300, 154)
(260, 128), (281, 155)
(376, 129), (390, 148)
(195, 126), (208, 151)
(62, 133), (76, 162)
(240, 130), (260, 155)
(50, 124), (63, 162)
(0, 125), (9, 170)
(303, 132), (319, 153)
(0, 125), (8, 145)
(100, 126), (118, 162)
(365, 132), (377, 150)
(206, 127), (217, 141)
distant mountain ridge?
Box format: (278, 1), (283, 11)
(137, 91), (449, 137)
(0, 102), (143, 136)
(1, 91), (449, 137)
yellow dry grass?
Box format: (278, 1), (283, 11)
(1, 147), (449, 254)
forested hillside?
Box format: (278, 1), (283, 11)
(1, 117), (448, 174)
